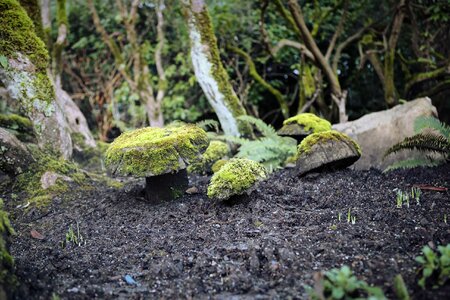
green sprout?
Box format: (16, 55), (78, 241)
(347, 208), (351, 223)
(61, 222), (85, 248)
(338, 212), (342, 222)
(396, 190), (403, 208)
(411, 187), (422, 204)
(351, 216), (356, 225)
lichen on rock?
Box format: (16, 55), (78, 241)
(105, 124), (209, 177)
(278, 113), (332, 139)
(207, 158), (267, 200)
(188, 140), (230, 174)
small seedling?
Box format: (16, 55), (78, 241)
(338, 212), (341, 222)
(411, 187), (422, 204)
(415, 244), (450, 289)
(304, 265), (386, 299)
(61, 222), (85, 248)
(347, 208), (351, 223)
(444, 214), (447, 224)
(351, 216), (356, 225)
(396, 191), (403, 208)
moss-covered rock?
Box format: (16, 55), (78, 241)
(0, 127), (35, 175)
(296, 130), (361, 175)
(207, 158), (267, 200)
(278, 113), (331, 142)
(0, 113), (34, 142)
(0, 199), (16, 298)
(211, 159), (228, 173)
(105, 124), (209, 177)
(188, 140), (230, 174)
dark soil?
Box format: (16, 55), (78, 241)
(3, 164), (450, 299)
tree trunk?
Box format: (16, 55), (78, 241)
(184, 0), (251, 137)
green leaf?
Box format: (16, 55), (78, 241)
(0, 55), (8, 69)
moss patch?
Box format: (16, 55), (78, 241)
(298, 130), (361, 157)
(188, 140), (230, 174)
(0, 0), (50, 72)
(207, 158), (267, 200)
(105, 124), (209, 177)
(211, 159), (228, 173)
(282, 113), (331, 134)
(14, 148), (88, 209)
(0, 199), (16, 289)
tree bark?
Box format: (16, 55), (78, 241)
(0, 0), (72, 158)
(184, 0), (252, 137)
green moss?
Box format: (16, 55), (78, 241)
(192, 8), (252, 136)
(283, 113), (332, 134)
(211, 159), (228, 173)
(0, 199), (15, 287)
(18, 0), (45, 41)
(188, 140), (230, 174)
(33, 71), (56, 107)
(105, 124), (209, 177)
(14, 150), (87, 208)
(207, 158), (267, 200)
(0, 113), (32, 132)
(0, 0), (50, 72)
(297, 130), (361, 157)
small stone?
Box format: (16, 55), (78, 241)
(185, 186), (199, 194)
(40, 171), (73, 189)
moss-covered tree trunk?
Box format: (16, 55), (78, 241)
(184, 0), (251, 137)
(39, 0), (97, 148)
(0, 0), (72, 159)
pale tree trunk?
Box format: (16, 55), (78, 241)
(0, 0), (72, 158)
(41, 0), (96, 147)
(184, 0), (252, 137)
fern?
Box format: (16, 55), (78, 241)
(384, 116), (449, 172)
(414, 116), (450, 138)
(196, 119), (220, 133)
(384, 133), (450, 157)
(237, 115), (278, 138)
(383, 158), (443, 172)
(215, 116), (296, 171)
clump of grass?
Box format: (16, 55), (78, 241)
(415, 244), (450, 289)
(60, 222), (85, 248)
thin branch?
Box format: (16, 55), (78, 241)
(272, 39), (315, 62)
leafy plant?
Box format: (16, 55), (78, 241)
(305, 266), (386, 300)
(384, 116), (450, 172)
(415, 244), (450, 289)
(217, 115), (297, 172)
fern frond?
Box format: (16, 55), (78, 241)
(383, 157), (444, 173)
(237, 115), (278, 138)
(196, 119), (220, 132)
(414, 116), (450, 138)
(384, 133), (450, 158)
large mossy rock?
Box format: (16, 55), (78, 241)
(105, 124), (209, 177)
(296, 130), (361, 176)
(333, 97), (438, 170)
(278, 113), (331, 142)
(207, 158), (267, 201)
(0, 127), (35, 176)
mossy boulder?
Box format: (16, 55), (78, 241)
(296, 130), (361, 175)
(278, 113), (332, 142)
(105, 124), (209, 177)
(105, 124), (209, 203)
(0, 199), (16, 298)
(188, 140), (230, 174)
(207, 158), (267, 201)
(0, 127), (35, 176)
(0, 113), (34, 142)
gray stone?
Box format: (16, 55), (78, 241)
(0, 127), (35, 176)
(333, 97), (438, 170)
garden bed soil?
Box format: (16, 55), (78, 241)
(3, 164), (450, 299)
